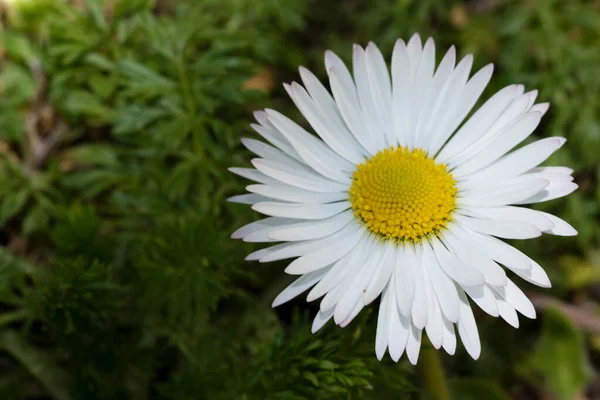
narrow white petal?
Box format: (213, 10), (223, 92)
(307, 236), (370, 301)
(436, 84), (521, 163)
(460, 137), (567, 187)
(241, 138), (299, 167)
(409, 37), (435, 149)
(538, 211), (577, 236)
(406, 324), (423, 365)
(457, 290), (481, 360)
(285, 223), (363, 274)
(388, 305), (411, 362)
(451, 111), (542, 176)
(228, 167), (279, 185)
(492, 280), (536, 319)
(423, 267), (444, 349)
(463, 284), (499, 317)
(451, 224), (532, 271)
(364, 241), (395, 305)
(228, 194), (270, 204)
(247, 184), (347, 204)
(460, 206), (554, 232)
(531, 102), (549, 115)
(272, 266), (332, 307)
(252, 158), (348, 193)
(253, 201), (350, 220)
(454, 214), (541, 240)
(365, 42), (394, 146)
(494, 290), (520, 328)
(441, 318), (457, 355)
(395, 245), (415, 317)
(353, 45), (387, 150)
(286, 82), (364, 165)
(375, 282), (393, 360)
(312, 308), (334, 333)
(252, 113), (303, 162)
(266, 109), (353, 183)
(232, 217), (289, 240)
(458, 178), (549, 208)
(391, 39), (411, 147)
(267, 210), (353, 241)
(442, 229), (507, 287)
(422, 243), (460, 322)
(328, 66), (378, 155)
(430, 238), (485, 287)
(411, 246), (428, 329)
(339, 299), (364, 328)
(515, 181), (578, 204)
(512, 258), (552, 288)
(430, 63), (494, 156)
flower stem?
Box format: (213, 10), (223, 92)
(420, 339), (450, 400)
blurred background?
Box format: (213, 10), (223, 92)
(0, 0), (598, 399)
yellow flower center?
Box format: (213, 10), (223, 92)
(349, 146), (457, 243)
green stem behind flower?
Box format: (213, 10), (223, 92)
(420, 338), (450, 400)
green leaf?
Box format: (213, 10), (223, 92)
(527, 307), (592, 400)
(449, 379), (510, 400)
(0, 190), (29, 225)
(0, 330), (72, 400)
(22, 204), (50, 236)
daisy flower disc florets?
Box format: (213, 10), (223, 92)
(230, 34), (577, 364)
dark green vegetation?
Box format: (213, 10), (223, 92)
(0, 0), (598, 399)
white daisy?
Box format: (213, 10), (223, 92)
(229, 34), (578, 364)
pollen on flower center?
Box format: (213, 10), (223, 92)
(349, 146), (457, 243)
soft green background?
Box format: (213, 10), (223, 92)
(0, 0), (598, 399)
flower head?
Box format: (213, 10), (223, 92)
(230, 34), (577, 364)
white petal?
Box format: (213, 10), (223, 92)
(266, 109), (352, 182)
(252, 158), (348, 193)
(430, 63), (494, 156)
(538, 211), (577, 236)
(247, 184), (348, 204)
(423, 267), (444, 349)
(267, 210), (353, 241)
(459, 206), (554, 232)
(494, 290), (519, 328)
(272, 266), (332, 307)
(430, 238), (485, 287)
(395, 245), (415, 317)
(442, 229), (507, 287)
(375, 281), (393, 360)
(512, 258), (551, 288)
(457, 290), (481, 360)
(463, 284), (499, 317)
(365, 42), (394, 147)
(312, 308), (334, 333)
(458, 178), (549, 208)
(408, 37), (435, 149)
(364, 241), (395, 305)
(406, 323), (423, 365)
(307, 235), (370, 302)
(228, 167), (279, 185)
(460, 137), (567, 187)
(411, 246), (428, 329)
(515, 181), (578, 204)
(253, 201), (350, 220)
(241, 138), (298, 166)
(228, 194), (271, 204)
(451, 111), (542, 176)
(388, 305), (411, 362)
(454, 214), (541, 240)
(285, 223), (363, 274)
(391, 39), (411, 147)
(339, 299), (364, 328)
(232, 217), (290, 240)
(251, 112), (303, 162)
(422, 243), (460, 322)
(436, 84), (522, 164)
(327, 65), (378, 155)
(286, 82), (364, 165)
(492, 280), (536, 319)
(441, 318), (457, 355)
(451, 224), (532, 271)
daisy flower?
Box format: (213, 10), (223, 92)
(229, 34), (577, 364)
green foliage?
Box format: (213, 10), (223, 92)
(0, 0), (598, 399)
